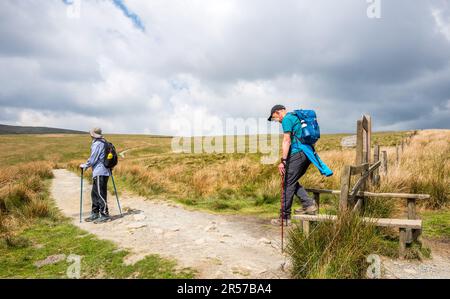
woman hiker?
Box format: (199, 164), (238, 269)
(79, 128), (111, 223)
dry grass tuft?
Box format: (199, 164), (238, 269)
(0, 162), (54, 241)
(286, 211), (393, 279)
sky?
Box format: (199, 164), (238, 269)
(0, 0), (449, 136)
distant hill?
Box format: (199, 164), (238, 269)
(0, 124), (86, 135)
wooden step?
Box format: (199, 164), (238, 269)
(304, 188), (430, 200)
(293, 214), (422, 229)
(366, 218), (422, 229)
(293, 214), (337, 222)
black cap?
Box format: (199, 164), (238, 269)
(267, 105), (286, 121)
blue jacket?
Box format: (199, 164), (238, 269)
(298, 143), (333, 177)
(84, 139), (110, 177)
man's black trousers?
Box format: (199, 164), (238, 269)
(282, 151), (315, 219)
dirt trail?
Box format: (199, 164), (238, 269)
(382, 240), (450, 279)
(51, 169), (289, 278)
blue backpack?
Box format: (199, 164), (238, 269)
(292, 109), (321, 145)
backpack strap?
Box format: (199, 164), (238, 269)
(290, 112), (303, 144)
(95, 138), (108, 145)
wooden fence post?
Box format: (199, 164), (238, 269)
(313, 192), (320, 212)
(372, 144), (380, 186)
(381, 151), (388, 176)
(366, 115), (372, 164)
(396, 145), (400, 165)
(399, 228), (407, 259)
(339, 165), (352, 212)
(361, 115), (371, 164)
(407, 198), (417, 244)
(356, 120), (364, 165)
(302, 221), (310, 237)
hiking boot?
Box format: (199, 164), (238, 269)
(294, 204), (318, 215)
(94, 215), (111, 224)
(270, 218), (292, 227)
(84, 213), (99, 222)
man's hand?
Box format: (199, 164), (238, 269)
(79, 164), (87, 171)
(278, 162), (286, 176)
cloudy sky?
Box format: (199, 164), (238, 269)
(1, 0), (449, 135)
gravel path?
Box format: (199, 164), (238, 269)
(382, 239), (450, 279)
(51, 169), (289, 279)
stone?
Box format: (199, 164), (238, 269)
(280, 259), (292, 272)
(33, 243), (45, 249)
(133, 214), (147, 221)
(205, 225), (217, 232)
(127, 222), (147, 230)
(258, 238), (271, 244)
(34, 254), (67, 268)
(231, 266), (251, 277)
(404, 268), (418, 275)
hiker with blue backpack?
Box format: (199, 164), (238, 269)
(268, 105), (333, 226)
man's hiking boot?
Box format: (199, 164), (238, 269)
(294, 204), (318, 215)
(85, 214), (99, 222)
(94, 215), (111, 224)
(270, 218), (292, 227)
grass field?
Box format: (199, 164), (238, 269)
(1, 130), (448, 224)
(0, 129), (449, 278)
(0, 136), (192, 278)
(0, 219), (194, 278)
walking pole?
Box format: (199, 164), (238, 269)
(80, 168), (84, 223)
(110, 170), (123, 216)
(280, 146), (291, 253)
(280, 172), (285, 253)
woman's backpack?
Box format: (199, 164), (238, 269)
(99, 139), (118, 169)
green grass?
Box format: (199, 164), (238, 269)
(0, 219), (195, 279)
(0, 157), (195, 279)
(421, 209), (450, 240)
(371, 130), (417, 147)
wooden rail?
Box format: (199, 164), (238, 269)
(293, 214), (422, 230)
(305, 188), (430, 200)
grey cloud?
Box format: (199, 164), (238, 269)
(0, 0), (449, 134)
